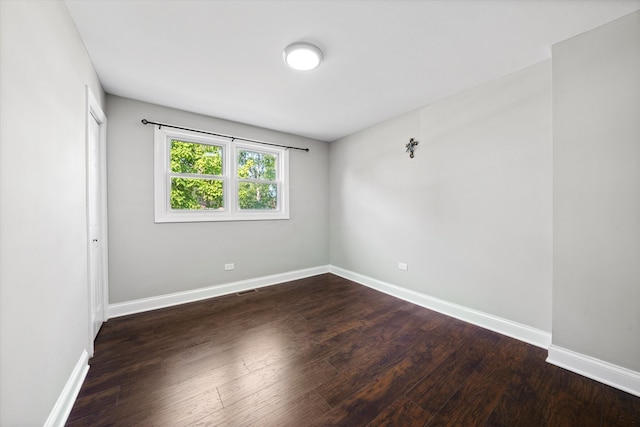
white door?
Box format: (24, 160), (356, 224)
(86, 86), (108, 356)
(88, 110), (104, 342)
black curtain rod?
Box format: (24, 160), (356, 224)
(141, 119), (310, 152)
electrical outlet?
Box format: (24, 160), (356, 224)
(224, 263), (235, 271)
(398, 262), (408, 271)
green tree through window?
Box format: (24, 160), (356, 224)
(170, 140), (224, 210)
(237, 150), (278, 210)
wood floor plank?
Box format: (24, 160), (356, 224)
(600, 383), (640, 426)
(194, 361), (336, 426)
(243, 327), (367, 374)
(484, 345), (555, 427)
(67, 274), (640, 426)
(216, 361), (293, 407)
(65, 385), (120, 424)
(544, 367), (603, 427)
(424, 337), (529, 426)
(116, 359), (249, 409)
(316, 327), (433, 407)
(312, 356), (427, 426)
(79, 356), (164, 399)
(406, 327), (501, 418)
(216, 357), (337, 407)
(193, 389), (330, 427)
(118, 386), (224, 426)
(368, 395), (431, 427)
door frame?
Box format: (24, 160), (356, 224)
(86, 86), (108, 357)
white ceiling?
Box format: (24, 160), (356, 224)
(65, 0), (640, 142)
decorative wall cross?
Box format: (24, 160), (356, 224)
(405, 138), (419, 158)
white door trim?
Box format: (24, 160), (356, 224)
(86, 86), (108, 357)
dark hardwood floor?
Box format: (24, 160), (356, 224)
(67, 274), (640, 426)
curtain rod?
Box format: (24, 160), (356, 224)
(141, 119), (310, 152)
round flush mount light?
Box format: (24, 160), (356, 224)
(283, 42), (323, 71)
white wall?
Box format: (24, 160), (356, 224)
(106, 96), (329, 303)
(330, 60), (553, 332)
(0, 1), (105, 425)
(553, 11), (640, 372)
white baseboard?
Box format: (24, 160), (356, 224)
(547, 345), (640, 397)
(44, 349), (89, 427)
(329, 265), (552, 349)
(108, 265), (330, 318)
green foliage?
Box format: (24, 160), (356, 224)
(171, 178), (223, 210)
(170, 140), (224, 210)
(237, 150), (276, 180)
(171, 140), (222, 175)
(237, 150), (277, 210)
(169, 142), (279, 211)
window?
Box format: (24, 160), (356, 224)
(154, 127), (289, 222)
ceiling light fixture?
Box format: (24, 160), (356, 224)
(283, 42), (323, 71)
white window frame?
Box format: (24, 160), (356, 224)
(154, 126), (289, 223)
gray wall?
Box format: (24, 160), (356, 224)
(0, 1), (105, 425)
(106, 96), (329, 303)
(329, 61), (553, 332)
(553, 11), (640, 372)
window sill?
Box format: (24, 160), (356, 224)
(154, 211), (290, 223)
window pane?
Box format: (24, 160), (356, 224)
(237, 150), (276, 180)
(171, 140), (222, 175)
(171, 177), (224, 210)
(238, 182), (277, 210)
